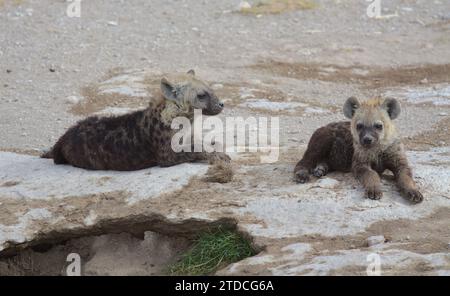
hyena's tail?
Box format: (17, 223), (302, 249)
(41, 149), (54, 159)
(42, 142), (68, 164)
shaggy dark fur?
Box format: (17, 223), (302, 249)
(294, 121), (354, 182)
(294, 97), (423, 204)
(42, 71), (230, 170)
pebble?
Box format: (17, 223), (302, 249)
(367, 235), (386, 247)
(107, 21), (118, 26)
(420, 78), (428, 84)
(65, 96), (82, 104)
(439, 112), (448, 116)
(239, 1), (252, 10)
(211, 83), (224, 90)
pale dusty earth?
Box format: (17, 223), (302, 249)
(0, 0), (449, 275)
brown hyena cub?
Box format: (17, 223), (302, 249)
(42, 70), (230, 171)
(294, 97), (423, 204)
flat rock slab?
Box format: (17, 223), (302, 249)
(0, 147), (449, 275)
(0, 68), (449, 274)
(0, 152), (209, 252)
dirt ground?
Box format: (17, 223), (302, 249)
(1, 0), (450, 150)
(0, 0), (449, 275)
(0, 231), (190, 276)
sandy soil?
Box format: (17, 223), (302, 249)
(0, 231), (190, 276)
(1, 0), (450, 150)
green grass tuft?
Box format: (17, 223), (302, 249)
(169, 228), (256, 275)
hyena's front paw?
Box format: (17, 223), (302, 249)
(366, 187), (383, 200)
(294, 169), (310, 184)
(312, 163), (329, 178)
(404, 189), (424, 204)
(208, 152), (231, 164)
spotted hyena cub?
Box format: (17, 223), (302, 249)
(294, 97), (423, 204)
(42, 70), (230, 170)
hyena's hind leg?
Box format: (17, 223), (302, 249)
(294, 152), (330, 183)
(52, 145), (68, 164)
(42, 140), (68, 165)
(294, 127), (333, 183)
(312, 163), (329, 178)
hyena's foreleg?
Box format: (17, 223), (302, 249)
(158, 139), (230, 167)
(353, 164), (382, 200)
(388, 157), (423, 204)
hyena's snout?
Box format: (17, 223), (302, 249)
(359, 130), (378, 148)
(204, 97), (224, 115)
(362, 135), (374, 146)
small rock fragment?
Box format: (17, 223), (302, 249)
(367, 235), (386, 247)
(212, 83), (224, 90)
(65, 96), (82, 104)
(239, 1), (252, 10)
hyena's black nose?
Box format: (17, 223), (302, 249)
(218, 102), (224, 108)
(362, 137), (373, 145)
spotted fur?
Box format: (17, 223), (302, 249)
(42, 70), (230, 171)
(294, 97), (423, 204)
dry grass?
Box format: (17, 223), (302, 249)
(240, 0), (317, 15)
(0, 0), (24, 7)
(203, 161), (234, 184)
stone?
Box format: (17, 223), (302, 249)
(239, 1), (252, 11)
(65, 95), (82, 104)
(367, 235), (386, 247)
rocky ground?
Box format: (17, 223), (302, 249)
(0, 0), (449, 275)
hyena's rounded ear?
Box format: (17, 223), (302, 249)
(160, 77), (180, 103)
(343, 97), (360, 119)
(187, 69), (196, 77)
(382, 98), (401, 120)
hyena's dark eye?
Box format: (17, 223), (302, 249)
(374, 123), (383, 130)
(198, 94), (208, 101)
(356, 123), (364, 130)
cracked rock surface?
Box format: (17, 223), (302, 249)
(1, 0), (449, 275)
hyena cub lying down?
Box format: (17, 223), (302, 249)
(294, 97), (423, 204)
(42, 70), (230, 170)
